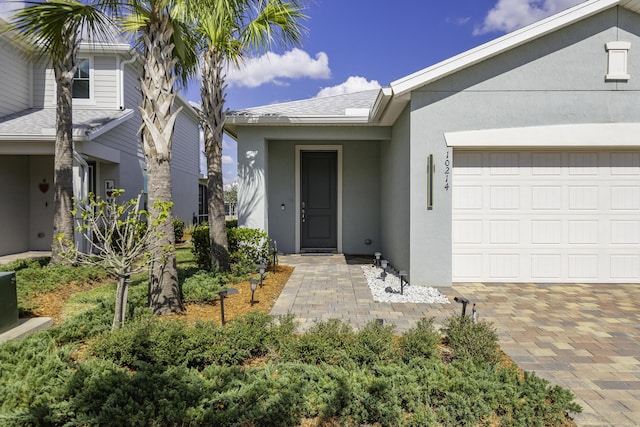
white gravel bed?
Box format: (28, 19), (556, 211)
(361, 265), (450, 304)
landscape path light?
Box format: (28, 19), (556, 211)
(272, 240), (278, 273)
(399, 270), (407, 295)
(453, 296), (469, 317)
(218, 288), (238, 326)
(380, 259), (388, 281)
(258, 263), (267, 288)
(374, 252), (381, 267)
(249, 280), (258, 306)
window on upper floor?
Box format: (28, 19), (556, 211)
(73, 58), (91, 99)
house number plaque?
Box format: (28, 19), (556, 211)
(444, 151), (450, 191)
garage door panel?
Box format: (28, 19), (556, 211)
(532, 186), (562, 209)
(453, 149), (640, 283)
(531, 254), (562, 279)
(531, 220), (562, 244)
(489, 254), (520, 279)
(610, 186), (640, 210)
(610, 255), (640, 279)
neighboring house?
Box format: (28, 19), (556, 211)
(197, 179), (238, 224)
(226, 0), (640, 286)
(0, 21), (200, 256)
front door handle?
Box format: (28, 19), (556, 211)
(301, 208), (306, 223)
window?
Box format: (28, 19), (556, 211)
(73, 58), (91, 98)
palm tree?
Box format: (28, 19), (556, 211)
(8, 0), (117, 264)
(192, 0), (306, 271)
(120, 0), (198, 314)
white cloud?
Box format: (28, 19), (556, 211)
(222, 155), (234, 165)
(474, 0), (584, 35)
(227, 48), (330, 88)
(315, 76), (381, 98)
(446, 16), (472, 25)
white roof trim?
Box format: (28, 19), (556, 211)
(86, 109), (134, 140)
(445, 123), (640, 147)
(226, 114), (373, 126)
(390, 0), (621, 97)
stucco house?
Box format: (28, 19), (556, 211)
(0, 20), (200, 256)
(226, 0), (640, 286)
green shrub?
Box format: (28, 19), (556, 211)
(280, 319), (355, 365)
(181, 270), (227, 303)
(191, 224), (211, 270)
(0, 334), (73, 415)
(227, 227), (272, 268)
(191, 224), (272, 271)
(173, 218), (185, 242)
(351, 320), (398, 365)
(399, 317), (441, 362)
(225, 219), (238, 229)
(0, 308), (582, 427)
(441, 314), (500, 364)
(0, 257), (49, 272)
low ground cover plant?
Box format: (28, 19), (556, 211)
(0, 249), (581, 426)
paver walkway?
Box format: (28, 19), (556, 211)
(272, 254), (640, 427)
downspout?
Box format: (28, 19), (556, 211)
(118, 51), (139, 110)
(73, 148), (89, 252)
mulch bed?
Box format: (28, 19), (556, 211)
(28, 265), (293, 326)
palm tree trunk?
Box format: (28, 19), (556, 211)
(139, 5), (183, 314)
(50, 45), (76, 264)
(201, 49), (230, 271)
(146, 156), (182, 314)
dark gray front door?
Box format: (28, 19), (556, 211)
(301, 151), (337, 250)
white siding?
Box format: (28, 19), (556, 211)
(171, 103), (200, 223)
(0, 38), (30, 115)
(93, 55), (118, 108)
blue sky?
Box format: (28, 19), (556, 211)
(184, 0), (585, 185)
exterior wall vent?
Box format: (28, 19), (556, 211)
(605, 41), (631, 81)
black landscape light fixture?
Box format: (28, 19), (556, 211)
(218, 288), (238, 326)
(453, 296), (469, 317)
(272, 240), (278, 273)
(380, 259), (388, 281)
(399, 270), (408, 295)
(374, 252), (381, 266)
(250, 280), (258, 306)
(258, 263), (267, 288)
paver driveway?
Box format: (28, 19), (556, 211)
(272, 254), (640, 427)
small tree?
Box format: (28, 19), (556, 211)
(57, 190), (172, 330)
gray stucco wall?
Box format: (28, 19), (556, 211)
(380, 106), (411, 275)
(408, 6), (640, 286)
(28, 156), (54, 251)
(266, 139), (381, 254)
(237, 126), (390, 253)
(342, 141), (381, 254)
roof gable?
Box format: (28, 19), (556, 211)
(226, 0), (640, 131)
